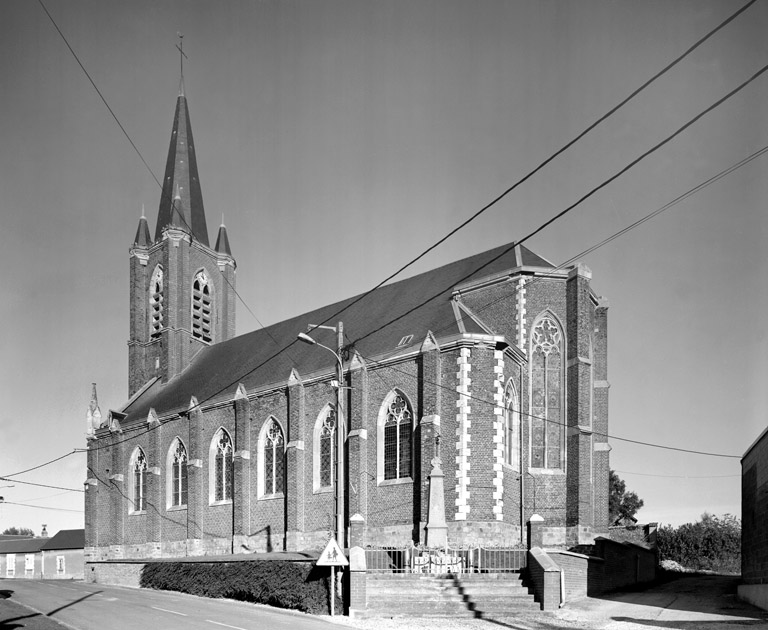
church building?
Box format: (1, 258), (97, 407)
(84, 79), (611, 561)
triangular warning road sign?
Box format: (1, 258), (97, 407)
(316, 537), (349, 566)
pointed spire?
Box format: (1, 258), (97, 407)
(133, 206), (152, 247)
(215, 216), (232, 256)
(155, 74), (209, 246)
(86, 383), (102, 438)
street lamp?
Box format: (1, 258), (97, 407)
(297, 323), (345, 554)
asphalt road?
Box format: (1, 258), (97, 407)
(0, 579), (342, 630)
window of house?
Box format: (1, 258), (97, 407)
(131, 447), (148, 512)
(210, 429), (233, 503)
(261, 418), (285, 497)
(168, 438), (188, 508)
(191, 270), (213, 343)
(530, 314), (564, 469)
(313, 405), (336, 492)
(149, 265), (164, 339)
(25, 554), (34, 574)
(380, 392), (413, 481)
(56, 555), (65, 575)
(6, 554), (15, 577)
(504, 380), (521, 471)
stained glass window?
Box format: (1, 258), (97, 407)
(170, 439), (188, 507)
(214, 430), (233, 501)
(319, 407), (335, 488)
(531, 315), (563, 469)
(132, 448), (147, 511)
(383, 394), (412, 480)
(263, 419), (285, 495)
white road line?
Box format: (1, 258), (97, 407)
(206, 620), (247, 630)
(151, 606), (188, 616)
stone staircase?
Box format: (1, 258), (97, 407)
(362, 572), (539, 618)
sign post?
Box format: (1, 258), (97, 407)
(316, 537), (349, 616)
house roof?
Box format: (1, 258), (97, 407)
(120, 241), (554, 425)
(0, 538), (50, 554)
(40, 529), (85, 551)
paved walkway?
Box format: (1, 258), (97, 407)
(335, 574), (768, 630)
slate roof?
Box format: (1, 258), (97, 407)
(154, 94), (209, 246)
(0, 538), (49, 554)
(121, 242), (554, 425)
(40, 529), (85, 551)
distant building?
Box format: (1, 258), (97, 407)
(0, 537), (49, 579)
(740, 430), (768, 609)
(40, 529), (85, 580)
(84, 77), (610, 561)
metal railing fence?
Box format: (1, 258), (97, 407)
(365, 544), (527, 574)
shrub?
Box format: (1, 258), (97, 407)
(657, 513), (741, 574)
(140, 560), (341, 614)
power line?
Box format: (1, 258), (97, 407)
(302, 0), (762, 337)
(0, 478), (84, 494)
(351, 60), (768, 346)
(614, 470), (739, 479)
(1, 450), (81, 479)
(0, 501), (83, 514)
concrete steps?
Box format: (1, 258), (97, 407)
(362, 572), (539, 618)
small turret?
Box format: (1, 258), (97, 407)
(215, 216), (232, 256)
(133, 207), (152, 247)
(86, 383), (102, 439)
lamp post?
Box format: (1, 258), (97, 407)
(297, 323), (345, 554)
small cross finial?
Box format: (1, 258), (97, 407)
(176, 33), (188, 95)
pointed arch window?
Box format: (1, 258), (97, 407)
(261, 418), (285, 497)
(504, 380), (521, 471)
(149, 266), (164, 339)
(530, 315), (564, 469)
(210, 429), (233, 503)
(192, 270), (213, 343)
(381, 392), (413, 481)
(130, 447), (148, 512)
(167, 438), (188, 508)
(314, 404), (337, 490)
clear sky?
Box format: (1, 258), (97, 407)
(1, 0), (766, 535)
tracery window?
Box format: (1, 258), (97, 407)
(168, 438), (188, 507)
(262, 418), (285, 496)
(530, 315), (564, 469)
(383, 393), (412, 481)
(131, 447), (148, 512)
(319, 406), (336, 489)
(149, 266), (164, 339)
(211, 429), (233, 502)
(191, 270), (213, 342)
(504, 380), (521, 471)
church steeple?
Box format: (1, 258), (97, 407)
(154, 88), (209, 246)
(215, 216), (232, 256)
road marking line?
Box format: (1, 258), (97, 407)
(151, 606), (188, 616)
(206, 620), (247, 630)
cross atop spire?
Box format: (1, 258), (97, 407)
(176, 33), (187, 96)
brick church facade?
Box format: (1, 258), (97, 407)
(84, 82), (611, 561)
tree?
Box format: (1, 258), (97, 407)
(657, 513), (741, 573)
(2, 527), (35, 536)
(609, 470), (644, 525)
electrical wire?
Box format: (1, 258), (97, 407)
(0, 478), (84, 493)
(0, 501), (83, 514)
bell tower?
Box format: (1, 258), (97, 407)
(127, 71), (236, 397)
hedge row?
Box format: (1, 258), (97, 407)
(140, 560), (340, 614)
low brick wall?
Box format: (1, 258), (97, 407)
(527, 547), (562, 611)
(547, 550), (604, 601)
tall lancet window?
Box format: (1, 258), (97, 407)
(530, 314), (564, 469)
(211, 429), (233, 502)
(191, 270), (213, 342)
(383, 392), (413, 480)
(504, 380), (521, 471)
(131, 448), (148, 512)
(168, 439), (188, 508)
(319, 406), (336, 489)
(262, 419), (285, 496)
(149, 266), (164, 339)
